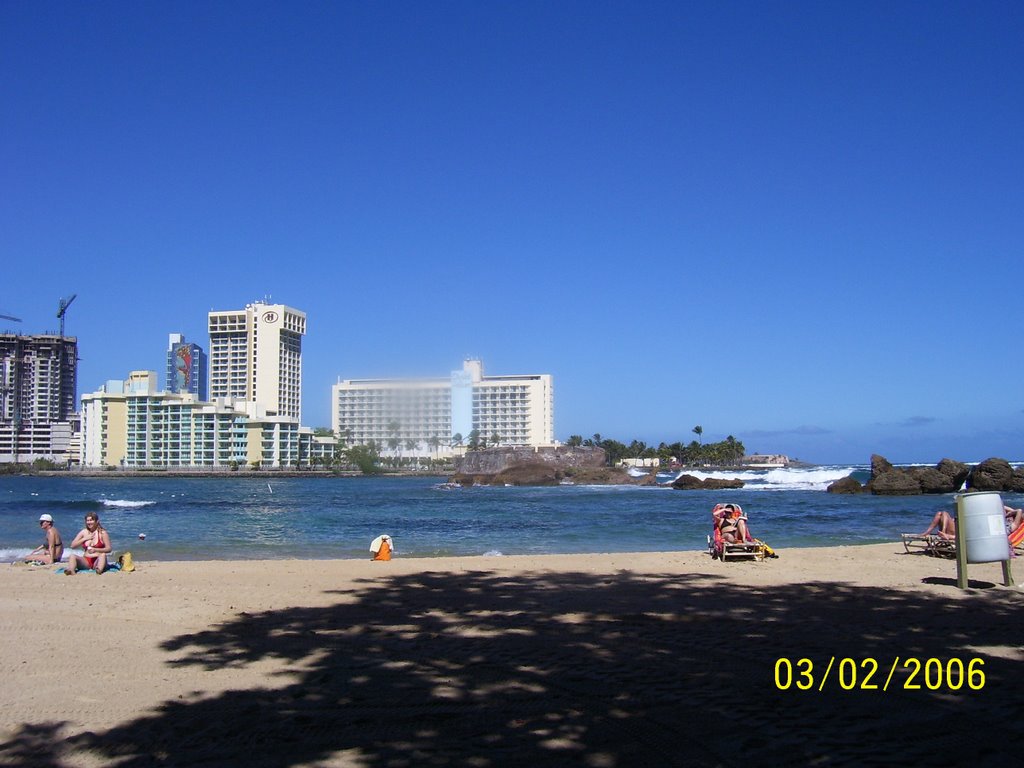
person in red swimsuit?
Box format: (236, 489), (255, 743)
(65, 513), (112, 574)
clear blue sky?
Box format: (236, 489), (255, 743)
(3, 1), (1022, 464)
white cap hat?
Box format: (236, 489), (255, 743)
(39, 514), (53, 523)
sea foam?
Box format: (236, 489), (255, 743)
(665, 466), (862, 492)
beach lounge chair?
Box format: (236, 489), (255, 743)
(900, 533), (956, 558)
(708, 503), (767, 562)
(1009, 522), (1024, 554)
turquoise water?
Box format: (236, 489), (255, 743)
(3, 469), (1012, 561)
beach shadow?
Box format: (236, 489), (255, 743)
(921, 576), (1004, 589)
(0, 722), (68, 768)
(4, 569), (1022, 767)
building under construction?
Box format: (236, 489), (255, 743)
(0, 334), (79, 463)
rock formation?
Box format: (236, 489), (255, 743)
(455, 446), (606, 475)
(670, 474), (744, 491)
(863, 454), (988, 495)
(826, 476), (863, 494)
(966, 458), (1024, 492)
(450, 446), (652, 486)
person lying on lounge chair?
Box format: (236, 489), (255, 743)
(714, 503), (752, 544)
(920, 510), (956, 541)
(1004, 506), (1024, 533)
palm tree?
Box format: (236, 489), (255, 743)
(387, 420), (401, 465)
(490, 432), (501, 448)
(428, 435), (441, 462)
(693, 425), (703, 445)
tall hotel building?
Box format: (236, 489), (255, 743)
(332, 359), (554, 458)
(0, 334), (78, 462)
(81, 370), (333, 469)
(166, 333), (207, 400)
(208, 302), (306, 421)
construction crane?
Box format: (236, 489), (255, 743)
(57, 294), (77, 338)
(0, 312), (21, 323)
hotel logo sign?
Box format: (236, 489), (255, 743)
(262, 311), (279, 324)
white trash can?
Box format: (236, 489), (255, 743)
(956, 492), (1011, 563)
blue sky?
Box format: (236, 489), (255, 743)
(2, 1), (1022, 464)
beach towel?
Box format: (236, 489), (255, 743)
(54, 563), (122, 575)
(1009, 523), (1024, 549)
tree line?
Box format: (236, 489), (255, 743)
(565, 426), (747, 468)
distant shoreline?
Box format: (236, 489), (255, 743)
(22, 469), (443, 479)
(7, 461), (822, 480)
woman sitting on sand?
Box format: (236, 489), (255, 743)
(25, 514), (63, 565)
(921, 510), (956, 541)
(65, 513), (112, 575)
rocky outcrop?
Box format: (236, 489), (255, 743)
(493, 463), (559, 486)
(449, 446), (651, 486)
(670, 474), (744, 490)
(967, 458), (1014, 491)
(865, 454), (998, 495)
(870, 454), (894, 477)
(826, 476), (864, 494)
(455, 446), (606, 475)
(867, 469), (922, 495)
(936, 459), (972, 491)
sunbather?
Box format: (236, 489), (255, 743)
(65, 513), (112, 574)
(714, 503), (752, 544)
(1004, 506), (1024, 532)
(24, 514), (63, 565)
(920, 510), (956, 541)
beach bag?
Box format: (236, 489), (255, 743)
(118, 552), (136, 572)
(755, 540), (779, 559)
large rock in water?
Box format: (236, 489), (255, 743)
(451, 446), (648, 486)
(867, 470), (921, 495)
(913, 467), (960, 494)
(671, 474), (744, 490)
(866, 454), (969, 495)
(492, 463), (559, 486)
(455, 446), (606, 475)
(827, 476), (863, 494)
(936, 459), (971, 491)
(968, 458), (1016, 491)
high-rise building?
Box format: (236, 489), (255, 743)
(81, 370), (333, 469)
(332, 359), (555, 459)
(166, 333), (207, 400)
(208, 302), (306, 421)
(0, 333), (78, 462)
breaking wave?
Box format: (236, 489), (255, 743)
(662, 465), (866, 492)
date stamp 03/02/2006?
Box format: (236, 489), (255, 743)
(773, 657), (986, 692)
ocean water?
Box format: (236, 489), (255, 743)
(2, 467), (1016, 562)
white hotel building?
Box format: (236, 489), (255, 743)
(332, 359), (554, 459)
(208, 302), (306, 421)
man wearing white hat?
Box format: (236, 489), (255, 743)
(25, 514), (64, 565)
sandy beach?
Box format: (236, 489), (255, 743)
(1, 544), (1022, 767)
